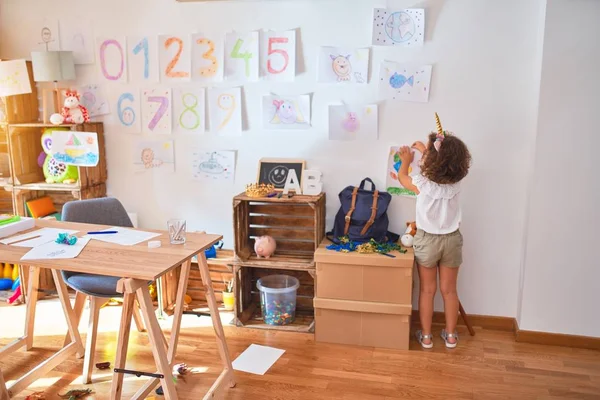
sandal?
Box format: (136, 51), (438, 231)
(416, 330), (433, 349)
(441, 329), (459, 348)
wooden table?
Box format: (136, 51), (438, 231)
(0, 220), (236, 399)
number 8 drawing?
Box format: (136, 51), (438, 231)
(117, 93), (135, 126)
(179, 93), (200, 130)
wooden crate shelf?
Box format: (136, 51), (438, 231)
(0, 61), (39, 125)
(0, 185), (13, 214)
(233, 265), (316, 333)
(233, 193), (326, 268)
(12, 183), (107, 217)
(7, 122), (107, 189)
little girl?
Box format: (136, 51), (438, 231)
(397, 114), (471, 349)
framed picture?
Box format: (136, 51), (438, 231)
(257, 158), (305, 191)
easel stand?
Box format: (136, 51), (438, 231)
(459, 301), (475, 336)
(111, 256), (236, 400)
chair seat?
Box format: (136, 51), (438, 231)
(65, 274), (121, 298)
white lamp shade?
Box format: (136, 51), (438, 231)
(31, 51), (76, 82)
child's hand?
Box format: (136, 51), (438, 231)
(411, 141), (426, 153)
(399, 146), (414, 164)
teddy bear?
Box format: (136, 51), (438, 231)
(400, 221), (417, 247)
(50, 89), (90, 125)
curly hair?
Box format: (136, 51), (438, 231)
(420, 132), (471, 185)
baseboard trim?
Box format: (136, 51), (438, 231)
(514, 320), (600, 351)
(411, 310), (600, 350)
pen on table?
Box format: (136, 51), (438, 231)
(87, 231), (118, 235)
(6, 235), (42, 246)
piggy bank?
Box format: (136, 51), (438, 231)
(254, 235), (276, 258)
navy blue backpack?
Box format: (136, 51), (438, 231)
(328, 178), (399, 244)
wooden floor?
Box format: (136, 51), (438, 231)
(1, 304), (599, 400)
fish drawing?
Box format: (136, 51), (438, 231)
(389, 73), (414, 89)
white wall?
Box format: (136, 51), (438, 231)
(0, 0), (545, 317)
(518, 0), (600, 337)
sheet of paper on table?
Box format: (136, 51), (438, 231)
(21, 237), (91, 261)
(83, 227), (161, 246)
(0, 228), (79, 247)
(232, 344), (285, 375)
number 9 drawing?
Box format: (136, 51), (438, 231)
(117, 93), (135, 126)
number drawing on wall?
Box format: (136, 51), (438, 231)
(328, 104), (378, 141)
(158, 35), (191, 82)
(142, 88), (172, 134)
(224, 32), (259, 81)
(260, 30), (296, 81)
(318, 47), (369, 84)
(208, 87), (242, 136)
(379, 62), (432, 103)
(133, 140), (175, 172)
(372, 8), (424, 47)
(173, 87), (205, 134)
(128, 36), (158, 83)
(192, 34), (224, 82)
(262, 94), (311, 130)
(97, 37), (128, 82)
(114, 88), (141, 134)
(192, 150), (236, 183)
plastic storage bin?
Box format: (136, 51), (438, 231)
(257, 274), (300, 325)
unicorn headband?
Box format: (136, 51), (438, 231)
(433, 112), (447, 152)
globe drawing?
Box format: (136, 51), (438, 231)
(384, 11), (416, 43)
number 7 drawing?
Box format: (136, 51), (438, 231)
(147, 96), (169, 131)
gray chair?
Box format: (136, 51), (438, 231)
(61, 197), (146, 384)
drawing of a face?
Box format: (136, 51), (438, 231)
(217, 94), (234, 109)
(272, 100), (297, 124)
(41, 27), (52, 43)
(141, 148), (155, 167)
(341, 112), (360, 133)
(330, 55), (352, 80)
(268, 166), (289, 185)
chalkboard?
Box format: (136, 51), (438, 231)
(257, 158), (305, 190)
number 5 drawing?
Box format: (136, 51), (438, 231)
(267, 37), (289, 74)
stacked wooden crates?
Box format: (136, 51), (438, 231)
(313, 242), (414, 350)
(232, 192), (326, 332)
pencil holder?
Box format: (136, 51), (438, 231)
(168, 219), (186, 245)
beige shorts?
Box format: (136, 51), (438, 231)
(413, 229), (463, 268)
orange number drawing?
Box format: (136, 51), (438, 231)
(165, 37), (189, 78)
(196, 38), (218, 77)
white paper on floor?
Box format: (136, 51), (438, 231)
(232, 344), (285, 375)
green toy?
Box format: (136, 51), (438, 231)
(40, 128), (79, 184)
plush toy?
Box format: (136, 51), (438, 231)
(39, 128), (79, 184)
(400, 221), (417, 248)
(50, 90), (90, 125)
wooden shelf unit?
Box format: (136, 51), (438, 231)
(232, 192), (325, 332)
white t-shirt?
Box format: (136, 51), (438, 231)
(411, 173), (461, 234)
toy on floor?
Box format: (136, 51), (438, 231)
(58, 388), (94, 400)
(39, 128), (79, 184)
(400, 221), (417, 248)
(0, 263), (17, 290)
(8, 283), (22, 305)
(25, 392), (46, 400)
(50, 90), (90, 125)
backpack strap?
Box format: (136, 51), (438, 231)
(360, 190), (379, 236)
(344, 187), (359, 235)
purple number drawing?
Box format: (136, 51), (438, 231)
(100, 39), (124, 80)
(147, 96), (169, 131)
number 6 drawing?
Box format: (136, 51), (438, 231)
(117, 93), (135, 126)
(267, 37), (289, 74)
(99, 39), (125, 80)
(147, 96), (169, 131)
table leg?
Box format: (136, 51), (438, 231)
(110, 291), (135, 400)
(0, 367), (8, 400)
(63, 291), (87, 347)
(51, 270), (85, 359)
(24, 266), (40, 350)
(136, 283), (177, 399)
(198, 253), (236, 392)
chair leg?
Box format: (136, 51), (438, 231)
(459, 301), (475, 336)
(63, 292), (87, 347)
(83, 296), (102, 384)
(132, 301), (146, 333)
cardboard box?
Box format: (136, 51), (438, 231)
(314, 242), (414, 304)
(314, 297), (411, 350)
